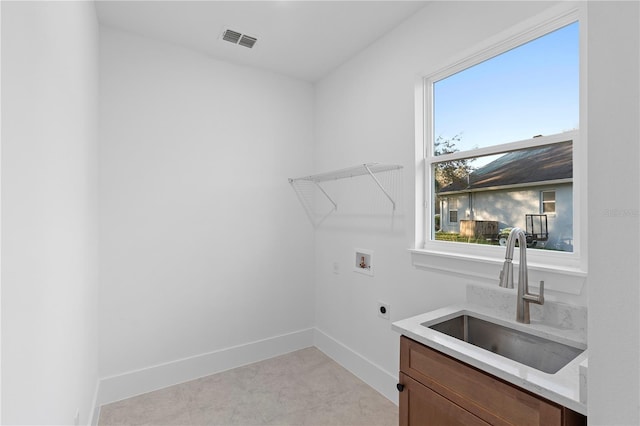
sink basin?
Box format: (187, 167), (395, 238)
(424, 314), (585, 374)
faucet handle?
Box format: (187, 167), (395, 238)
(537, 280), (545, 304)
(523, 280), (545, 305)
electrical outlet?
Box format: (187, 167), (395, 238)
(378, 302), (390, 320)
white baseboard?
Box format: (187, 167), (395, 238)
(313, 328), (399, 405)
(91, 328), (314, 425)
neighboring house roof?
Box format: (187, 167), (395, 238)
(438, 141), (573, 194)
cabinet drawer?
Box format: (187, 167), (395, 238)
(400, 336), (562, 426)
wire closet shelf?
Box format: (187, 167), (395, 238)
(288, 163), (403, 211)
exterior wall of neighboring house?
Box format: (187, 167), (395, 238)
(439, 182), (573, 250)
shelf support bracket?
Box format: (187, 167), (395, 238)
(314, 182), (338, 211)
(363, 164), (396, 210)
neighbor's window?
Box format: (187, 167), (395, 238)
(427, 21), (579, 253)
(448, 198), (458, 223)
(541, 190), (556, 214)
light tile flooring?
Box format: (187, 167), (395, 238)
(98, 347), (399, 426)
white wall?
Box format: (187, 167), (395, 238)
(586, 2), (640, 424)
(98, 27), (315, 380)
(1, 2), (100, 424)
(313, 0), (562, 403)
(1, 2), (4, 420)
(314, 1), (640, 422)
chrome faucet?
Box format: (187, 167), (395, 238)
(498, 227), (544, 323)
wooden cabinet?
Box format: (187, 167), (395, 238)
(399, 336), (586, 426)
(399, 373), (489, 426)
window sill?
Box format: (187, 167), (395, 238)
(409, 247), (587, 295)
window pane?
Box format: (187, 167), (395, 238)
(433, 22), (579, 154)
(542, 191), (557, 214)
(434, 143), (573, 252)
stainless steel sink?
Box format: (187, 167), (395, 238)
(425, 315), (585, 374)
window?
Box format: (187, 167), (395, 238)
(448, 198), (458, 223)
(426, 20), (578, 254)
(542, 191), (556, 214)
(414, 6), (586, 281)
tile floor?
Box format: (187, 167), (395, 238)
(98, 347), (399, 426)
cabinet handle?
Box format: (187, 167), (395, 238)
(397, 383), (405, 392)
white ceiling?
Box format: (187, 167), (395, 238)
(95, 1), (429, 82)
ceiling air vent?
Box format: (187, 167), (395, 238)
(222, 29), (242, 44)
(221, 28), (258, 49)
(238, 35), (257, 49)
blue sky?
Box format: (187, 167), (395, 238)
(434, 22), (579, 154)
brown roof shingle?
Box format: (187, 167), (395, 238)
(438, 141), (572, 193)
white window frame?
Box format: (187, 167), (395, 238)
(412, 4), (587, 294)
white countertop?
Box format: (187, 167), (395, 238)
(392, 303), (588, 415)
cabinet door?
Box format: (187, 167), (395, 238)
(399, 373), (489, 426)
